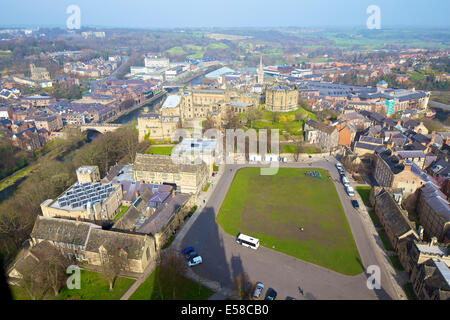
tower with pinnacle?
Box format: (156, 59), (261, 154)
(257, 55), (264, 85)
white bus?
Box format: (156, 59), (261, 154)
(236, 233), (260, 250)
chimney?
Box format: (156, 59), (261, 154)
(404, 164), (412, 171)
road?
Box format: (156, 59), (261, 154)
(180, 158), (404, 300)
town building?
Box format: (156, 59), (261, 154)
(265, 84), (298, 112)
(304, 119), (339, 152)
(133, 153), (209, 194)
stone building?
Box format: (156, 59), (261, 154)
(40, 167), (123, 222)
(133, 153), (209, 194)
(411, 258), (450, 300)
(416, 182), (450, 242)
(137, 112), (180, 142)
(304, 119), (339, 152)
(76, 166), (101, 183)
(265, 84), (298, 112)
(373, 188), (418, 251)
(374, 149), (427, 196)
(28, 216), (156, 273)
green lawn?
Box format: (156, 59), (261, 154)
(114, 206), (130, 221)
(213, 164), (219, 172)
(356, 186), (371, 207)
(11, 269), (135, 300)
(282, 145), (321, 154)
(129, 266), (214, 300)
(146, 146), (174, 155)
(217, 167), (363, 275)
(203, 182), (211, 192)
(0, 165), (35, 193)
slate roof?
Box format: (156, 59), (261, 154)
(85, 228), (148, 260)
(305, 119), (336, 135)
(359, 136), (383, 145)
(31, 216), (99, 246)
(420, 182), (450, 222)
(133, 154), (207, 174)
(375, 189), (416, 238)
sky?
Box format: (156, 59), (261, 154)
(1, 0), (450, 29)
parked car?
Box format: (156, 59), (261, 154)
(188, 255), (202, 267)
(253, 282), (265, 299)
(351, 200), (359, 209)
(265, 289), (277, 300)
(346, 186), (355, 196)
(181, 246), (194, 255)
(286, 296), (296, 300)
(341, 176), (350, 187)
(335, 163), (342, 169)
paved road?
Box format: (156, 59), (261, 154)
(181, 158), (403, 300)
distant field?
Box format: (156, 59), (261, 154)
(217, 167), (363, 275)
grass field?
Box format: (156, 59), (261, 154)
(129, 266), (214, 300)
(11, 269), (135, 300)
(146, 146), (174, 155)
(114, 206), (130, 221)
(356, 186), (371, 207)
(217, 167), (363, 275)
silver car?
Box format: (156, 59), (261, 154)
(253, 282), (265, 299)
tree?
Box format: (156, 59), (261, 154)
(246, 108), (262, 128)
(293, 140), (303, 162)
(233, 272), (252, 300)
(17, 260), (47, 300)
(203, 114), (216, 133)
(223, 109), (242, 130)
(119, 99), (135, 111)
(101, 244), (129, 291)
(42, 245), (72, 296)
(159, 249), (188, 300)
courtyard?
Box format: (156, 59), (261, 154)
(216, 167), (363, 275)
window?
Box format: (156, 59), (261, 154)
(146, 247), (151, 260)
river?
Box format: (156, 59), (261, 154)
(112, 73), (204, 124)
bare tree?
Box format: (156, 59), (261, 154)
(17, 261), (47, 300)
(246, 108), (262, 128)
(293, 140), (303, 162)
(101, 244), (129, 291)
(42, 246), (72, 297)
(203, 114), (216, 133)
(223, 109), (242, 130)
(159, 249), (188, 299)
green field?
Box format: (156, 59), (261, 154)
(217, 167), (363, 275)
(146, 146), (174, 155)
(11, 269), (135, 300)
(356, 186), (371, 207)
(129, 266), (214, 300)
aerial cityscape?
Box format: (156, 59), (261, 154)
(0, 0), (449, 311)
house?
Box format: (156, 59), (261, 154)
(416, 182), (450, 243)
(304, 119), (339, 152)
(372, 188), (418, 251)
(374, 149), (427, 195)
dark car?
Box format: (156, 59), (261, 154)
(286, 296), (296, 300)
(351, 200), (359, 209)
(182, 247), (196, 259)
(265, 289), (277, 300)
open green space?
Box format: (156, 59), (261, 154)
(11, 269), (135, 300)
(129, 266), (214, 300)
(282, 144), (321, 154)
(145, 146), (174, 155)
(0, 165), (35, 193)
(114, 206), (130, 221)
(356, 186), (371, 207)
(217, 167), (363, 275)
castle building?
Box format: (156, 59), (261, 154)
(265, 84), (298, 112)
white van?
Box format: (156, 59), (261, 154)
(188, 256), (202, 267)
(341, 176), (350, 187)
(346, 186), (355, 196)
